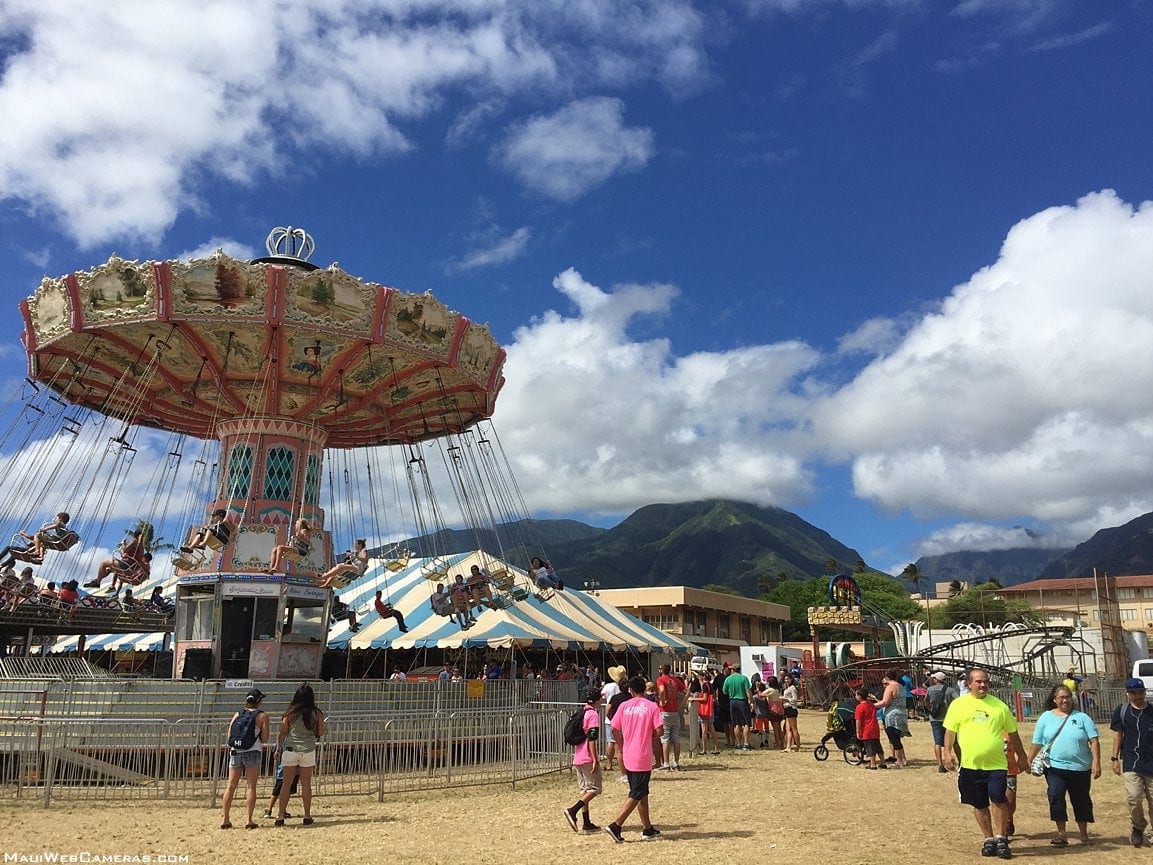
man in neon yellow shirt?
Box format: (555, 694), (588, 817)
(943, 669), (1029, 860)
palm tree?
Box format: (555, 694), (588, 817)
(902, 562), (924, 597)
(126, 519), (173, 554)
(947, 579), (964, 598)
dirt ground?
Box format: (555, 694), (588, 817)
(0, 710), (1144, 865)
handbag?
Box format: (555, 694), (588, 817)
(1030, 710), (1073, 776)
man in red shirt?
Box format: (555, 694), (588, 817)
(656, 663), (685, 770)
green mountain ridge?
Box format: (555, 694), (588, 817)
(399, 499), (866, 596)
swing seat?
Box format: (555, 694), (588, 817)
(490, 568), (514, 591)
(203, 526), (230, 550)
(172, 553), (203, 571)
(9, 548), (43, 565)
(431, 597), (454, 616)
(490, 594), (513, 610)
(534, 586), (555, 601)
(422, 559), (450, 582)
(39, 529), (80, 552)
(510, 586), (530, 602)
(385, 549), (412, 572)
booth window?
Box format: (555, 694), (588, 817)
(264, 446), (295, 501)
(282, 597), (325, 643)
(178, 592), (215, 642)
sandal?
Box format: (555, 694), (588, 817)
(1050, 837), (1068, 847)
(274, 818), (284, 827)
(220, 822), (232, 830)
(302, 817), (314, 825)
(245, 823), (258, 830)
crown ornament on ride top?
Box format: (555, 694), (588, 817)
(266, 226), (315, 262)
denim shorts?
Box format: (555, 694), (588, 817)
(229, 749), (262, 770)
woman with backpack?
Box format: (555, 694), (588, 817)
(221, 688), (269, 830)
(273, 683), (326, 826)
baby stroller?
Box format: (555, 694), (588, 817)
(813, 703), (863, 765)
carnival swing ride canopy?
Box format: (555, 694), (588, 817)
(5, 227), (510, 639)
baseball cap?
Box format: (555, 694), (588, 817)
(931, 671), (947, 682)
(1125, 678), (1146, 691)
(246, 688), (265, 703)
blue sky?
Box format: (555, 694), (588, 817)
(0, 0), (1151, 575)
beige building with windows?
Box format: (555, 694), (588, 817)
(999, 574), (1153, 636)
(597, 586), (791, 665)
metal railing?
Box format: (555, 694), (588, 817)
(0, 705), (572, 807)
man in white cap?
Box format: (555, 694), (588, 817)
(926, 671), (958, 772)
(1110, 677), (1153, 846)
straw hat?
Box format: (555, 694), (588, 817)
(607, 665), (628, 684)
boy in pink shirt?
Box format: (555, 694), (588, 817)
(564, 692), (604, 833)
(606, 676), (664, 842)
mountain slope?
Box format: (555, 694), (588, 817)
(1037, 511), (1153, 579)
(914, 548), (1068, 588)
(547, 499), (865, 596)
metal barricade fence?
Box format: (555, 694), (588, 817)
(0, 706), (571, 807)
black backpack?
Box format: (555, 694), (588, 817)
(563, 706), (589, 747)
(228, 708), (261, 751)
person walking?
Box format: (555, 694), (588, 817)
(722, 663), (753, 751)
(1025, 684), (1100, 847)
(604, 675), (664, 843)
(655, 663), (684, 770)
(688, 670), (719, 755)
(943, 668), (1029, 860)
(220, 688), (269, 830)
(926, 671), (959, 772)
(872, 669), (909, 767)
(273, 683), (326, 826)
(563, 691), (603, 833)
(1111, 676), (1153, 847)
(602, 665), (628, 774)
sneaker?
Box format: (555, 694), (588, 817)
(604, 823), (624, 844)
(994, 838), (1012, 859)
(980, 839), (997, 858)
(563, 808), (579, 833)
(1132, 828), (1145, 847)
(582, 822), (600, 832)
(263, 809), (272, 819)
(83, 580), (100, 588)
(180, 546), (193, 554)
(641, 827), (661, 840)
(670, 762), (680, 770)
(657, 763), (672, 771)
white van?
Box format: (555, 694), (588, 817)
(1132, 659), (1153, 690)
(689, 654), (723, 676)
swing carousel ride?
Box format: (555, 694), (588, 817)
(3, 226), (529, 679)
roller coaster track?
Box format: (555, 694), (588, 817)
(815, 626), (1086, 690)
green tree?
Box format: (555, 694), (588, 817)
(756, 573), (780, 598)
(948, 579), (964, 598)
(823, 558), (840, 576)
(854, 559), (867, 574)
(902, 562), (924, 597)
(703, 583), (739, 596)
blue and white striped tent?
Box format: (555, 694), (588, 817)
(332, 551), (700, 655)
(47, 551), (699, 656)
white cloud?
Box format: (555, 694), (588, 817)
(492, 267), (820, 515)
(175, 237), (258, 261)
(494, 97), (654, 200)
(1028, 21), (1112, 52)
(812, 191), (1153, 534)
(836, 316), (902, 356)
(914, 522), (1053, 556)
(0, 0), (704, 248)
(451, 226), (532, 272)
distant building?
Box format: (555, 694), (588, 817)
(999, 574), (1153, 635)
(597, 586), (790, 665)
